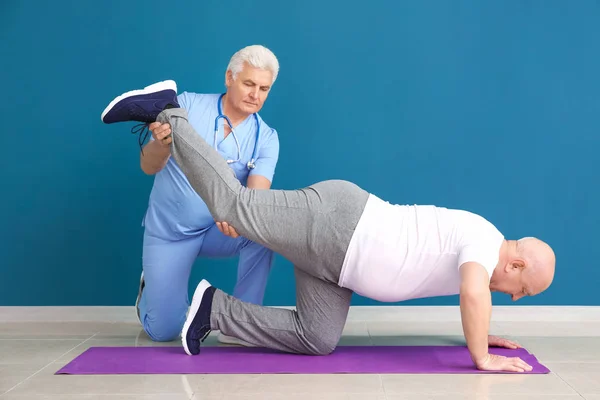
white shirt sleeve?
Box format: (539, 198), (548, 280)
(457, 244), (500, 281)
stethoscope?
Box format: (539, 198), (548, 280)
(213, 93), (260, 170)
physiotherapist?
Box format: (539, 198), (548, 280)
(135, 45), (281, 344)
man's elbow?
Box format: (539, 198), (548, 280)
(140, 162), (153, 175)
(140, 160), (159, 175)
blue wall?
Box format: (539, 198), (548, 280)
(1, 1), (598, 306)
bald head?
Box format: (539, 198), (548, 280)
(515, 237), (556, 295)
(490, 236), (556, 300)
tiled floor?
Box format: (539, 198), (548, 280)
(0, 308), (598, 399)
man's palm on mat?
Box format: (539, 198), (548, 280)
(475, 335), (531, 372)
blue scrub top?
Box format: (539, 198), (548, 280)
(142, 92), (280, 240)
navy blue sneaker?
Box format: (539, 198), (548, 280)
(135, 271), (145, 326)
(181, 279), (216, 356)
(101, 80), (179, 124)
(100, 80), (180, 151)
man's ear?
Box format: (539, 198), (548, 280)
(510, 259), (526, 272)
(503, 260), (522, 273)
(225, 70), (233, 87)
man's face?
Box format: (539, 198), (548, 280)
(226, 62), (273, 115)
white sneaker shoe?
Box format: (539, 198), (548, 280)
(217, 332), (256, 347)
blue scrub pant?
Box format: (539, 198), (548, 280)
(137, 223), (274, 342)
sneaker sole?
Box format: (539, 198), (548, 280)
(101, 80), (177, 122)
(181, 279), (211, 356)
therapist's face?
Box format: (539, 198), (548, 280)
(225, 62), (273, 115)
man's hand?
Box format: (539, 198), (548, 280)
(488, 335), (522, 349)
(216, 221), (240, 238)
(149, 122), (172, 147)
(140, 122), (172, 175)
(475, 353), (533, 373)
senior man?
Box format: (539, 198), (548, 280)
(101, 45), (281, 346)
(101, 79), (556, 373)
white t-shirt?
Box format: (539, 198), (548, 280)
(338, 193), (505, 302)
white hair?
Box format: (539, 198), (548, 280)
(226, 45), (279, 85)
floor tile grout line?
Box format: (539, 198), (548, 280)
(179, 374), (195, 400)
(552, 370), (588, 399)
(365, 322), (373, 345)
(378, 373), (387, 399)
(1, 332), (99, 396)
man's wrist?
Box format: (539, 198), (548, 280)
(152, 139), (171, 153)
(472, 351), (490, 366)
(145, 140), (171, 159)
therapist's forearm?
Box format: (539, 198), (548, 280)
(247, 175), (272, 190)
(140, 140), (171, 175)
(460, 289), (492, 366)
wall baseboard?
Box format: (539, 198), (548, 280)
(1, 305), (598, 323)
(344, 305), (600, 322)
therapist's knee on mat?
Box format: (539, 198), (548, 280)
(142, 312), (186, 342)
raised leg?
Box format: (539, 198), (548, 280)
(160, 108), (368, 273)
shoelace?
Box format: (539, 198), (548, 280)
(200, 326), (212, 342)
(128, 103), (178, 154)
(131, 123), (151, 154)
(129, 106), (158, 154)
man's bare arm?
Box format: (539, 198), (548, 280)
(459, 262), (492, 366)
(140, 122), (172, 175)
(459, 261), (533, 372)
(247, 174), (272, 190)
(140, 139), (171, 174)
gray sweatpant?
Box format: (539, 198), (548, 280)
(158, 108), (369, 355)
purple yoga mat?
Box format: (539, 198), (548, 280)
(55, 346), (549, 375)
